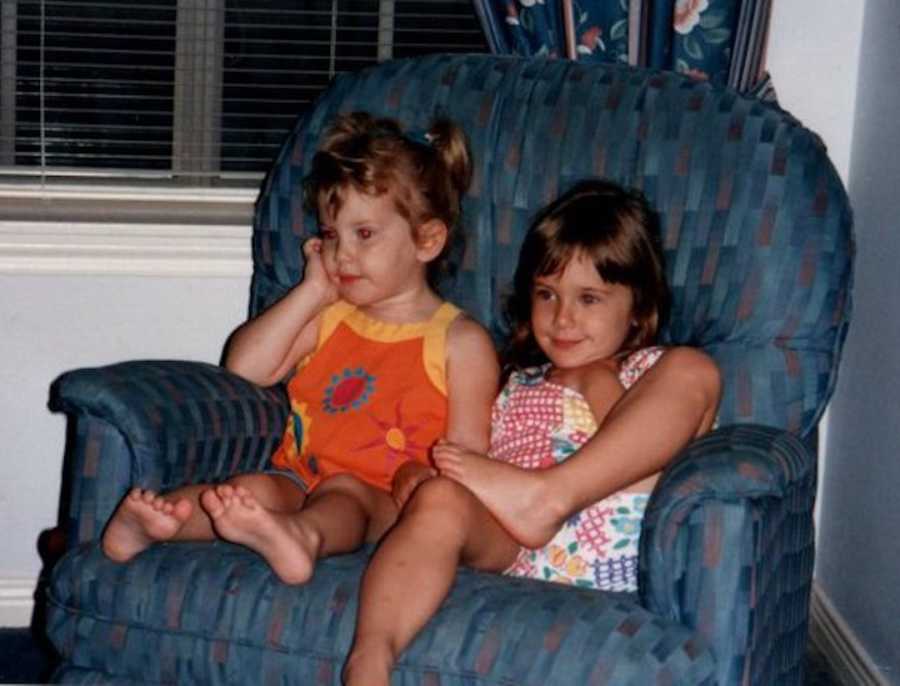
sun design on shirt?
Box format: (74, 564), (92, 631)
(353, 398), (430, 465)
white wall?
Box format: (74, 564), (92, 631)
(814, 0), (900, 680)
(0, 267), (250, 625)
(766, 2), (863, 183)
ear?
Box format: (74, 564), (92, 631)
(415, 219), (448, 263)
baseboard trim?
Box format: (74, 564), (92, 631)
(809, 581), (888, 686)
(0, 578), (37, 627)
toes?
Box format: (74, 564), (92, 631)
(171, 499), (193, 522)
(200, 489), (225, 517)
(237, 492), (257, 509)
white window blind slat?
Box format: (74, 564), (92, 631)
(0, 0), (487, 185)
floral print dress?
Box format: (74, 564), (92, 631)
(491, 347), (664, 592)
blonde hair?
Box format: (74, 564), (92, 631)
(305, 112), (472, 287)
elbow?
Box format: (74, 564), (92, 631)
(224, 352), (253, 383)
(224, 347), (276, 387)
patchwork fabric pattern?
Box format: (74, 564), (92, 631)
(496, 349), (663, 591)
(48, 543), (716, 685)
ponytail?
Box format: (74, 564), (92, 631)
(427, 118), (472, 204)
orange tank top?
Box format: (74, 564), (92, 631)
(270, 300), (461, 493)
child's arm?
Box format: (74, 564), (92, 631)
(576, 362), (658, 492)
(443, 316), (500, 453)
(224, 239), (338, 387)
(390, 316), (496, 509)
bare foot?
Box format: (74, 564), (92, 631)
(343, 640), (392, 686)
(200, 485), (319, 585)
(432, 441), (564, 549)
(102, 488), (193, 562)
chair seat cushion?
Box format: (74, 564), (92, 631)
(47, 542), (716, 685)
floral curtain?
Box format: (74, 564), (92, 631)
(472, 0), (773, 94)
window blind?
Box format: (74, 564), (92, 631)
(0, 0), (487, 186)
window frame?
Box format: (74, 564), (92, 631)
(0, 181), (257, 276)
(0, 0), (486, 276)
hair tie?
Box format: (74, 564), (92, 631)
(406, 128), (434, 147)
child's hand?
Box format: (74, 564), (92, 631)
(391, 461), (437, 509)
(302, 238), (339, 305)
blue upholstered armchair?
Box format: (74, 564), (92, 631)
(46, 55), (853, 685)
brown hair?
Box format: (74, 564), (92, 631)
(304, 111), (472, 288)
(503, 179), (669, 372)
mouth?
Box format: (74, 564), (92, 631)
(338, 274), (361, 285)
(550, 338), (582, 349)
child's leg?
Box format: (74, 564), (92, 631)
(202, 473), (397, 585)
(101, 473), (304, 563)
(343, 477), (519, 686)
(436, 347), (722, 548)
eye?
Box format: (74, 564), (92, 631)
(320, 228), (336, 241)
(580, 293), (600, 305)
(533, 286), (554, 301)
(357, 228), (373, 240)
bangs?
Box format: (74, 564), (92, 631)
(534, 218), (634, 287)
(533, 234), (579, 279)
(307, 150), (390, 221)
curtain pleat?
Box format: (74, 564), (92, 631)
(473, 0), (773, 94)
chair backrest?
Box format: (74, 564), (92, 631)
(250, 54), (853, 439)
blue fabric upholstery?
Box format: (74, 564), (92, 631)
(49, 543), (714, 685)
(46, 54), (853, 685)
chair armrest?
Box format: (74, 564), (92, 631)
(49, 360), (289, 545)
(639, 424), (816, 685)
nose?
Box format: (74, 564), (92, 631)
(554, 299), (574, 328)
(333, 236), (351, 265)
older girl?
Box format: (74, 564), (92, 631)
(344, 179), (720, 685)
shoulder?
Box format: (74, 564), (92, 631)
(319, 299), (356, 334)
(444, 312), (499, 387)
(446, 312), (496, 359)
(655, 346), (722, 399)
(652, 346), (720, 385)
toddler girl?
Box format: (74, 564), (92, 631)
(100, 112), (499, 585)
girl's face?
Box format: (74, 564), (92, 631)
(531, 252), (635, 370)
(318, 187), (434, 309)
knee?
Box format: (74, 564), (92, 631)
(318, 472), (370, 499)
(224, 472), (266, 492)
(663, 347), (722, 407)
(403, 477), (476, 525)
